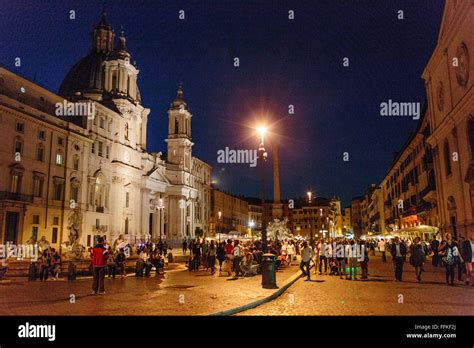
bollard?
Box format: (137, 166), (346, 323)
(135, 260), (144, 277)
(261, 253), (278, 289)
(68, 262), (77, 281)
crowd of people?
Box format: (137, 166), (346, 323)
(2, 231), (472, 295)
(180, 232), (474, 287)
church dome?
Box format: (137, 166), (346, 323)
(59, 52), (107, 99)
(59, 10), (141, 103)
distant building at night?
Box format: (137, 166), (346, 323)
(210, 189), (249, 237)
(290, 197), (332, 239)
(351, 196), (363, 237)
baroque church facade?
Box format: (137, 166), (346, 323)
(0, 11), (211, 253)
(422, 0), (473, 240)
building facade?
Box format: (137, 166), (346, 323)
(351, 196), (363, 237)
(210, 189), (249, 236)
(0, 11), (211, 254)
(290, 197), (332, 239)
(379, 109), (439, 240)
(422, 0), (474, 240)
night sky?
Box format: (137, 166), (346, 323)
(0, 0), (445, 207)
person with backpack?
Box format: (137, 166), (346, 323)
(439, 233), (460, 286)
(91, 237), (109, 294)
(409, 237), (426, 282)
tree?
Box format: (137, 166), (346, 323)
(266, 218), (293, 241)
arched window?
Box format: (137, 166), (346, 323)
(444, 139), (452, 177)
(468, 116), (474, 160)
(95, 176), (104, 208)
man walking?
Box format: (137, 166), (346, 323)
(461, 235), (474, 285)
(91, 237), (109, 294)
(233, 240), (242, 278)
(389, 237), (407, 281)
(378, 238), (387, 263)
(182, 238), (188, 255)
(318, 239), (328, 274)
(300, 241), (314, 281)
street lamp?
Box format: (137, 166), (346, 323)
(218, 211), (222, 243)
(249, 220), (255, 240)
(256, 124), (277, 289)
(257, 125), (268, 252)
(307, 191), (314, 246)
(156, 198), (165, 241)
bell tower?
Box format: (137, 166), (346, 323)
(165, 84), (193, 171)
(92, 9), (114, 53)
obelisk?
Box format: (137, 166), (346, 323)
(272, 144), (283, 219)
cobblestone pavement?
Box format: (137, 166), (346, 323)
(0, 260), (299, 316)
(238, 253), (474, 315)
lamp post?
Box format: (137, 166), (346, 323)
(156, 198), (165, 241)
(307, 191), (314, 246)
(257, 126), (268, 252)
(257, 125), (277, 289)
(249, 220), (255, 241)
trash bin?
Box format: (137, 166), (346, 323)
(68, 262), (77, 281)
(135, 260), (144, 277)
(28, 262), (37, 281)
(261, 253), (278, 289)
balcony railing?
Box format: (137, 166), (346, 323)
(0, 191), (34, 203)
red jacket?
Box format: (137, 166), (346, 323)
(91, 244), (109, 267)
(225, 244), (234, 255)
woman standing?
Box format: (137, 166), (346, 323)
(409, 237), (425, 282)
(461, 236), (474, 285)
(216, 241), (226, 272)
(286, 240), (296, 266)
(439, 233), (460, 286)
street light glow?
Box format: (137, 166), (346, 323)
(257, 125), (267, 143)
